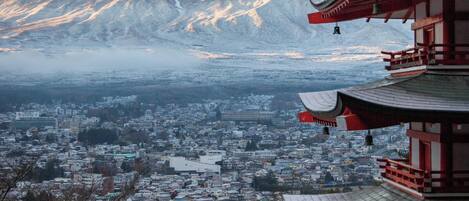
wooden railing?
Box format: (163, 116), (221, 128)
(378, 158), (469, 194)
(377, 158), (426, 192)
(382, 47), (427, 71)
(429, 170), (469, 193)
(381, 44), (469, 71)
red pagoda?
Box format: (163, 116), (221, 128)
(299, 0), (469, 199)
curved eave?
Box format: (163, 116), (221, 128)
(299, 90), (344, 119)
(339, 93), (469, 123)
(308, 0), (415, 24)
(300, 73), (469, 124)
(341, 74), (469, 114)
(299, 76), (407, 118)
(342, 93), (469, 114)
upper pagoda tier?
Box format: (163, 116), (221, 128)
(309, 0), (469, 76)
(308, 0), (417, 24)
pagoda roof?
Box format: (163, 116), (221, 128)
(299, 90), (342, 118)
(344, 73), (469, 113)
(308, 0), (417, 24)
(300, 73), (469, 122)
(284, 183), (418, 201)
(300, 76), (406, 116)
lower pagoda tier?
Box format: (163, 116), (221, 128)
(301, 0), (469, 199)
(299, 71), (469, 199)
(299, 72), (469, 131)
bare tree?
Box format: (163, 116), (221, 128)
(1, 159), (141, 201)
(24, 181), (98, 201)
(0, 159), (36, 201)
(112, 174), (140, 201)
(60, 182), (97, 201)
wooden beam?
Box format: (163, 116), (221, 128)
(407, 130), (440, 142)
(336, 114), (369, 131)
(298, 111), (315, 123)
(411, 14), (443, 30)
(403, 7), (413, 23)
(384, 12), (393, 23)
(298, 111), (338, 127)
(308, 0), (414, 24)
(441, 122), (453, 188)
(443, 0), (456, 61)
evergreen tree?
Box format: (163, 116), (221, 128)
(252, 171), (279, 191)
(78, 128), (118, 145)
(121, 161), (133, 173)
(324, 172), (334, 184)
(245, 140), (258, 151)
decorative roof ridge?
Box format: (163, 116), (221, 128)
(309, 0), (339, 10)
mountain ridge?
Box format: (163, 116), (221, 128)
(0, 0), (412, 50)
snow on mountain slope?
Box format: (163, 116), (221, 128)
(0, 0), (413, 77)
(0, 0), (412, 49)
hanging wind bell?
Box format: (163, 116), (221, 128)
(365, 130), (374, 146)
(333, 22), (341, 35)
(322, 127), (330, 135)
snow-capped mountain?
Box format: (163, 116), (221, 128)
(0, 0), (414, 78)
(0, 0), (412, 49)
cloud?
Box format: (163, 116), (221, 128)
(0, 47), (201, 74)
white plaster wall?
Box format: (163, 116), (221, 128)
(412, 138), (420, 168)
(430, 0), (443, 16)
(431, 141), (441, 187)
(416, 29), (424, 44)
(435, 22), (444, 60)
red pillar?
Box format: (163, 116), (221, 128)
(441, 122), (453, 189)
(443, 0), (455, 60)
